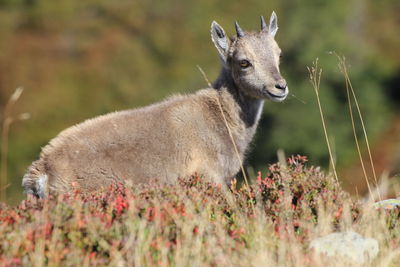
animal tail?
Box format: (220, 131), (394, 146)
(22, 160), (48, 199)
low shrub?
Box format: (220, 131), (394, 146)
(0, 156), (398, 266)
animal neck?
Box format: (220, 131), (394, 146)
(212, 67), (264, 128)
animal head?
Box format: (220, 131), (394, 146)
(211, 12), (288, 102)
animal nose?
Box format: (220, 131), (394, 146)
(275, 80), (287, 90)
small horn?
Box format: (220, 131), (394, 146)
(260, 15), (267, 31)
(235, 21), (245, 38)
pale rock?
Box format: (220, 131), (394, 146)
(310, 231), (379, 264)
(373, 198), (400, 210)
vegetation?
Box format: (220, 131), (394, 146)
(0, 156), (399, 265)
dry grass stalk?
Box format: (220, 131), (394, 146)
(336, 55), (381, 201)
(197, 65), (254, 210)
(307, 59), (339, 183)
(1, 87), (29, 203)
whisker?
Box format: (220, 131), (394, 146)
(290, 93), (307, 104)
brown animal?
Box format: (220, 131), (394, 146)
(23, 12), (288, 198)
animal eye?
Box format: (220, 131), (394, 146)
(239, 60), (251, 68)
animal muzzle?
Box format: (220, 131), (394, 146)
(275, 79), (287, 90)
(266, 79), (289, 102)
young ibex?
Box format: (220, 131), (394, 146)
(23, 12), (288, 198)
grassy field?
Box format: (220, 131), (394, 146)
(0, 155), (399, 266)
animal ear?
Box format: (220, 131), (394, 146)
(211, 21), (230, 64)
(268, 11), (278, 38)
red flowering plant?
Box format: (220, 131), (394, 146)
(252, 155), (360, 238)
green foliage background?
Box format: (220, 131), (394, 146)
(0, 0), (399, 204)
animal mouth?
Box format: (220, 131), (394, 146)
(265, 87), (289, 102)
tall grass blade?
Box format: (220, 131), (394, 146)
(307, 59), (339, 183)
(1, 87), (29, 203)
(336, 55), (381, 201)
(197, 65), (254, 211)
